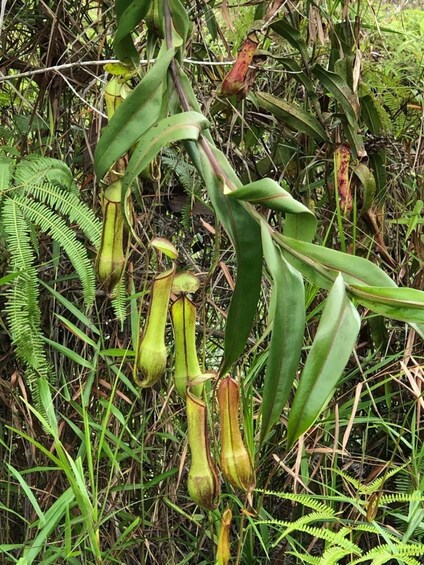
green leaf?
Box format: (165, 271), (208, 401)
(270, 19), (309, 63)
(256, 92), (329, 143)
(369, 151), (387, 201)
(344, 118), (366, 158)
(122, 112), (209, 234)
(114, 0), (153, 64)
(94, 48), (175, 180)
(260, 223), (305, 444)
(0, 155), (13, 206)
(353, 162), (376, 216)
(37, 377), (59, 437)
(169, 0), (192, 45)
(43, 337), (94, 369)
(0, 271), (20, 286)
(405, 200), (423, 239)
(6, 462), (45, 525)
(361, 94), (384, 134)
(55, 314), (98, 348)
(277, 57), (315, 93)
(349, 285), (424, 324)
(198, 143), (263, 375)
(39, 280), (100, 335)
(227, 177), (316, 242)
(17, 488), (74, 565)
(287, 275), (360, 447)
(313, 65), (360, 125)
(277, 234), (396, 290)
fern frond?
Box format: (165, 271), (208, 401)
(399, 558), (422, 565)
(30, 183), (102, 248)
(162, 148), (200, 195)
(380, 493), (424, 506)
(319, 545), (357, 564)
(258, 489), (336, 514)
(286, 551), (320, 564)
(14, 156), (73, 193)
(2, 199), (49, 388)
(12, 156), (101, 248)
(352, 542), (424, 564)
(273, 518), (361, 552)
(12, 196), (96, 305)
(111, 275), (127, 327)
(360, 462), (410, 495)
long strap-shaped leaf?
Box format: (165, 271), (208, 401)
(227, 177), (317, 242)
(198, 143), (263, 375)
(260, 223), (305, 444)
(279, 234), (424, 331)
(114, 0), (153, 64)
(312, 65), (360, 126)
(94, 48), (175, 180)
(256, 92), (329, 144)
(121, 111), (209, 240)
(287, 275), (360, 447)
(349, 286), (424, 324)
(277, 234), (396, 289)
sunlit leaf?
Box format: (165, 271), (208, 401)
(94, 48), (175, 180)
(350, 285), (424, 324)
(198, 143), (262, 375)
(121, 112), (209, 237)
(114, 0), (153, 64)
(277, 234), (396, 289)
(227, 177), (316, 242)
(287, 275), (360, 447)
(260, 223), (305, 444)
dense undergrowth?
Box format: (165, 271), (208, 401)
(0, 1), (424, 564)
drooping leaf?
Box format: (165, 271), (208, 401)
(313, 64), (360, 125)
(169, 0), (192, 46)
(256, 92), (329, 143)
(349, 285), (424, 324)
(227, 177), (316, 242)
(204, 2), (218, 40)
(277, 234), (396, 290)
(353, 162), (376, 216)
(287, 275), (360, 447)
(344, 118), (366, 158)
(94, 48), (175, 180)
(277, 57), (315, 93)
(198, 143), (262, 375)
(260, 223), (305, 444)
(114, 0), (153, 64)
(369, 151), (387, 201)
(270, 19), (309, 64)
(122, 111), (209, 222)
(361, 94), (385, 134)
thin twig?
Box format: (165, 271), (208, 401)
(0, 58), (237, 83)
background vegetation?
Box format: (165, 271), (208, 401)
(1, 0), (424, 563)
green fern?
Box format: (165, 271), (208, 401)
(352, 542), (424, 564)
(0, 155), (102, 399)
(257, 489), (338, 514)
(111, 274), (127, 327)
(255, 486), (424, 563)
